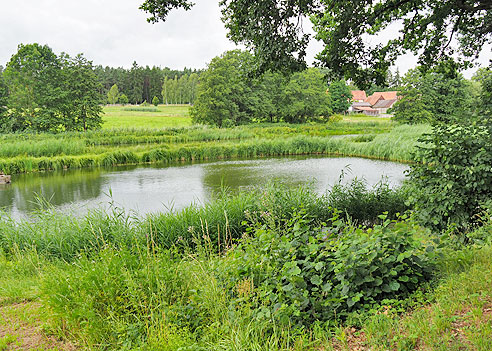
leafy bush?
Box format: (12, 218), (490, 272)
(408, 123), (492, 231)
(221, 210), (435, 326)
(152, 96), (160, 106)
(118, 94), (129, 105)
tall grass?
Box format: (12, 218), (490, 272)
(0, 181), (405, 260)
(122, 107), (160, 112)
(0, 139), (86, 157)
(0, 123), (427, 174)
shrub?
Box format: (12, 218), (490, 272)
(221, 210), (435, 326)
(152, 96), (160, 106)
(118, 94), (129, 105)
(408, 123), (492, 231)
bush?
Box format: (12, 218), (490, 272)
(118, 94), (129, 105)
(408, 123), (492, 231)
(221, 210), (435, 326)
(152, 96), (160, 106)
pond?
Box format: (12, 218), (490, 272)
(0, 155), (408, 219)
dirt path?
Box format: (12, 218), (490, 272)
(0, 301), (76, 351)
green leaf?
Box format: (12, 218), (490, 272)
(389, 281), (400, 291)
(310, 275), (322, 286)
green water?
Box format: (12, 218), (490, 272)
(0, 155), (408, 218)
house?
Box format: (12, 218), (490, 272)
(365, 91), (398, 106)
(348, 90), (399, 116)
(351, 90), (367, 102)
(351, 103), (378, 116)
(372, 98), (398, 114)
(349, 101), (370, 113)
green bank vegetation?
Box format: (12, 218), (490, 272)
(0, 123), (424, 174)
(0, 180), (491, 350)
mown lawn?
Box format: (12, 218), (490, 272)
(102, 104), (192, 129)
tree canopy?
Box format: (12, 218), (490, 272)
(1, 43), (103, 132)
(140, 0), (492, 88)
(191, 50), (333, 127)
(392, 67), (473, 124)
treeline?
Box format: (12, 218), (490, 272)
(191, 50), (351, 127)
(95, 63), (201, 105)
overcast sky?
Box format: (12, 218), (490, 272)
(1, 0), (490, 78)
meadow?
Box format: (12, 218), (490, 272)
(3, 108), (489, 350)
(102, 104), (192, 129)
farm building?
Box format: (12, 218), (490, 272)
(348, 90), (399, 116)
(373, 98), (398, 114)
(351, 90), (367, 102)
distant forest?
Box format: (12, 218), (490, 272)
(94, 62), (201, 105)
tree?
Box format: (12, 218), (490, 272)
(480, 70), (492, 117)
(107, 84), (119, 104)
(119, 94), (129, 105)
(59, 54), (104, 131)
(473, 67), (492, 118)
(328, 80), (350, 114)
(188, 72), (199, 104)
(191, 50), (257, 127)
(3, 43), (64, 132)
(129, 61), (143, 104)
(140, 0), (492, 89)
(392, 67), (473, 124)
(152, 96), (160, 106)
(280, 68), (332, 122)
(0, 71), (8, 131)
(3, 44), (103, 132)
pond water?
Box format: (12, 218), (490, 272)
(0, 156), (408, 219)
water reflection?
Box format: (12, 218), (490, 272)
(0, 156), (408, 219)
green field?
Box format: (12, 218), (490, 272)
(102, 104), (192, 128)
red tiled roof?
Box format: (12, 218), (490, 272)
(351, 90), (367, 101)
(365, 91), (398, 106)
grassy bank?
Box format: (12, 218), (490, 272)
(0, 181), (490, 350)
(0, 124), (427, 174)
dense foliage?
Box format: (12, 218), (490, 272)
(223, 211), (435, 326)
(1, 44), (103, 132)
(279, 68), (332, 123)
(392, 67), (473, 124)
(140, 0), (492, 88)
(191, 50), (335, 126)
(161, 73), (199, 105)
(408, 123), (492, 232)
(95, 62), (200, 105)
(328, 79), (351, 114)
(37, 207), (435, 348)
(475, 67), (492, 117)
(328, 177), (409, 225)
